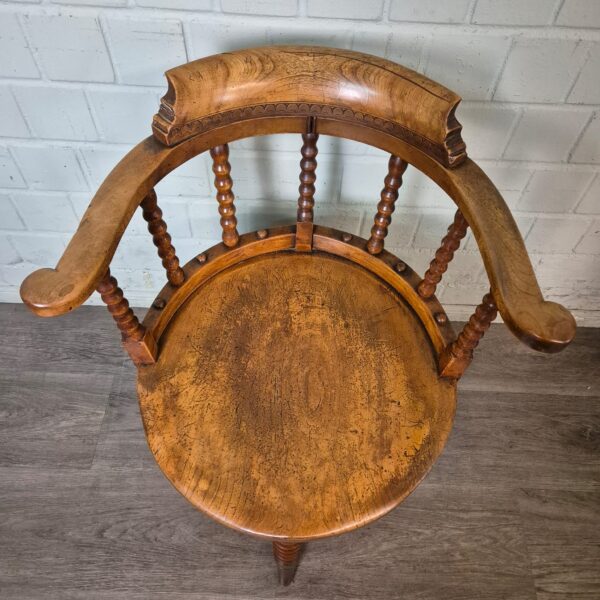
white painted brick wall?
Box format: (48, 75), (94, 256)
(103, 18), (187, 86)
(22, 14), (114, 82)
(494, 38), (589, 103)
(472, 0), (558, 26)
(0, 0), (598, 324)
(13, 85), (98, 140)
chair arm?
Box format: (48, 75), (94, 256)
(20, 137), (171, 317)
(446, 160), (576, 353)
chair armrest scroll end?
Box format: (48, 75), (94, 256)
(500, 298), (576, 354)
(20, 268), (88, 317)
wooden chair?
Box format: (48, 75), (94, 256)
(20, 47), (576, 586)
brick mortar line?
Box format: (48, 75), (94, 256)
(573, 172), (599, 213)
(2, 3), (600, 39)
(567, 111), (597, 163)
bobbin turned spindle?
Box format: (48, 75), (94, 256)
(440, 291), (498, 379)
(418, 210), (469, 299)
(210, 144), (239, 248)
(367, 155), (408, 255)
(297, 123), (319, 223)
(96, 269), (145, 342)
(140, 190), (185, 287)
(96, 270), (155, 366)
(272, 541), (303, 586)
(296, 117), (319, 251)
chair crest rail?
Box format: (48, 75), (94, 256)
(152, 46), (466, 168)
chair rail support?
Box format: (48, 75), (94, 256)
(141, 190), (185, 287)
(418, 209), (468, 299)
(97, 270), (156, 366)
(439, 290), (497, 379)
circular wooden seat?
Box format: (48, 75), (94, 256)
(138, 250), (456, 541)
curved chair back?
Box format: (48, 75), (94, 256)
(20, 46), (576, 375)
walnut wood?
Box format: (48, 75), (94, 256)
(366, 155), (408, 255)
(19, 51), (574, 353)
(295, 221), (313, 252)
(272, 542), (303, 586)
(295, 120), (318, 251)
(138, 251), (456, 541)
(297, 122), (318, 223)
(96, 270), (145, 342)
(153, 46), (466, 167)
(440, 291), (498, 379)
(418, 209), (469, 299)
(210, 144), (239, 248)
(140, 190), (184, 286)
(96, 270), (156, 366)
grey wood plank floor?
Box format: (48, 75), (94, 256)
(0, 303), (598, 600)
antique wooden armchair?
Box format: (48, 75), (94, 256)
(20, 47), (575, 585)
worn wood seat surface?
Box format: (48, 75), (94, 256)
(138, 251), (456, 540)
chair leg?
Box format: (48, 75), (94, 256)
(272, 541), (303, 586)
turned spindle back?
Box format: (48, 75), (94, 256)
(19, 46), (576, 376)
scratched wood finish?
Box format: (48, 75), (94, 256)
(418, 209), (468, 299)
(210, 144), (239, 248)
(367, 155), (408, 255)
(138, 253), (456, 541)
(140, 190), (184, 286)
(140, 226), (455, 360)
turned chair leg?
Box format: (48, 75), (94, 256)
(272, 541), (303, 586)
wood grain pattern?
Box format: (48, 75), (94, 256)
(153, 46), (466, 167)
(140, 190), (185, 286)
(0, 370), (111, 468)
(13, 43), (581, 585)
(366, 155), (408, 255)
(440, 291), (498, 379)
(418, 209), (468, 299)
(138, 253), (456, 541)
(210, 144), (239, 248)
